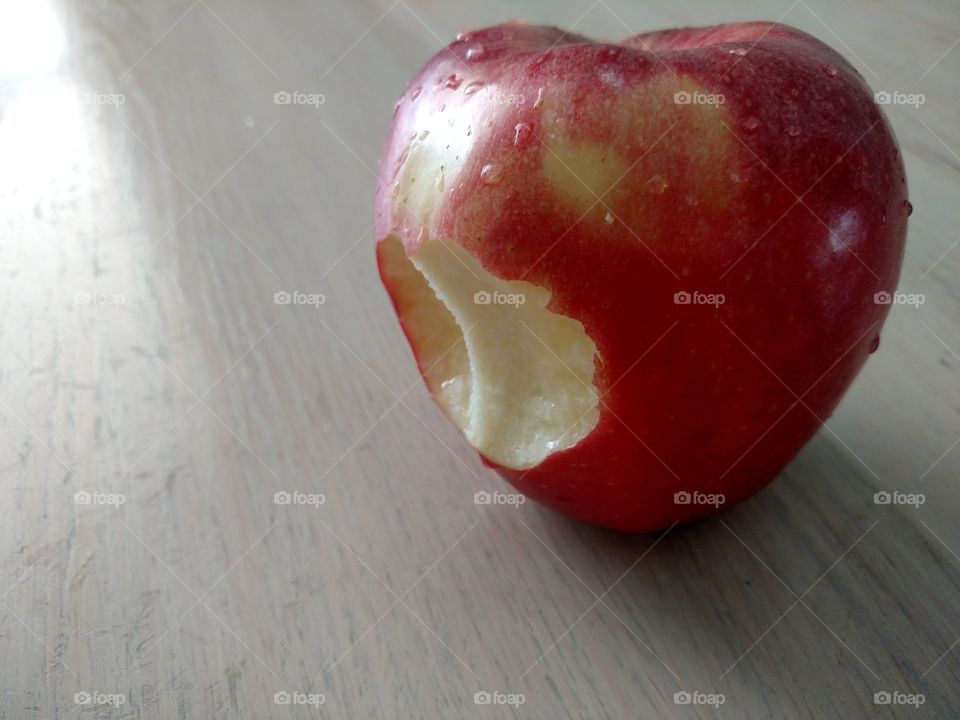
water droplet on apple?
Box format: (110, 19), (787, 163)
(465, 45), (487, 61)
(463, 80), (485, 95)
(443, 74), (462, 90)
(408, 131), (417, 140)
(903, 199), (913, 216)
(395, 147), (410, 175)
(869, 335), (880, 353)
(821, 64), (838, 77)
(456, 30), (475, 42)
(513, 122), (532, 147)
(604, 211), (614, 224)
(534, 87), (545, 109)
(480, 163), (503, 185)
(436, 167), (445, 192)
(418, 130), (430, 140)
(786, 125), (801, 137)
(439, 103), (446, 112)
(730, 47), (749, 56)
(646, 174), (668, 194)
(411, 86), (422, 100)
(391, 181), (400, 197)
(742, 116), (760, 131)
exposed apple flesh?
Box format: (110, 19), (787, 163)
(379, 236), (599, 469)
(375, 22), (908, 532)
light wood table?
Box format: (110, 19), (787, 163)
(1, 1), (957, 717)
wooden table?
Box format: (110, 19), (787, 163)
(1, 1), (957, 717)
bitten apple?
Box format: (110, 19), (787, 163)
(374, 22), (908, 532)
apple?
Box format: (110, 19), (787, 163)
(374, 21), (908, 532)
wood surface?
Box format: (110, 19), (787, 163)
(0, 0), (958, 717)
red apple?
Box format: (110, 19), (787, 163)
(374, 21), (908, 532)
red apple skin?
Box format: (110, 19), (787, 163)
(375, 22), (908, 532)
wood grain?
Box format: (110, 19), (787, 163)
(0, 0), (957, 717)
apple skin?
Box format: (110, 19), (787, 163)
(375, 22), (908, 532)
